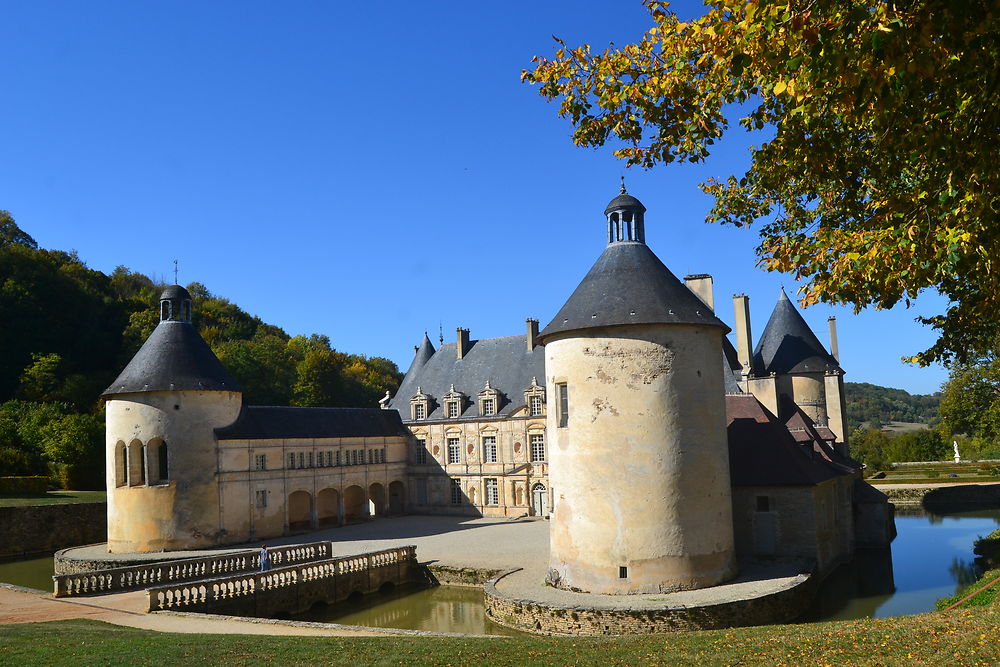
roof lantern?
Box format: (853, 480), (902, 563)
(604, 177), (647, 245)
(160, 284), (192, 323)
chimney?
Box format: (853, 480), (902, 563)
(526, 318), (539, 351)
(456, 328), (470, 360)
(684, 274), (715, 312)
(828, 316), (840, 362)
(733, 294), (753, 374)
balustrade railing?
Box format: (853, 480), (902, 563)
(146, 545), (416, 612)
(53, 541), (332, 597)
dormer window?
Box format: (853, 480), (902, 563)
(410, 386), (432, 421)
(478, 380), (501, 417)
(443, 384), (465, 419)
(524, 377), (546, 417)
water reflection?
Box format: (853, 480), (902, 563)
(0, 555), (54, 592)
(294, 584), (527, 636)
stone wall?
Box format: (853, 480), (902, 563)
(483, 568), (817, 636)
(0, 503), (106, 559)
(880, 484), (1000, 511)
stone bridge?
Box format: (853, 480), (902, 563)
(145, 545), (421, 617)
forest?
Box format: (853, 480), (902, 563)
(0, 211), (402, 489)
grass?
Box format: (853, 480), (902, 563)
(0, 490), (106, 507)
(1, 610), (999, 666)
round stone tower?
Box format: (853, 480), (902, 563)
(537, 186), (738, 594)
(102, 285), (243, 553)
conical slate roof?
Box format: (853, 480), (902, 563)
(538, 242), (728, 342)
(402, 333), (436, 381)
(103, 320), (242, 396)
(752, 291), (841, 375)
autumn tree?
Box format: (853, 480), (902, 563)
(524, 0), (999, 364)
(938, 355), (1000, 459)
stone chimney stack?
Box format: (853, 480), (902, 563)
(456, 328), (470, 360)
(828, 316), (840, 362)
(733, 294), (753, 375)
(526, 318), (539, 351)
(683, 274), (715, 312)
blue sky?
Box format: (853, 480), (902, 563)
(1, 1), (948, 395)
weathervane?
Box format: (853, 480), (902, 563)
(439, 322), (444, 346)
(173, 259), (179, 285)
(620, 175), (627, 194)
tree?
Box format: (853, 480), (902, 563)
(850, 427), (891, 472)
(938, 354), (1000, 459)
(523, 0), (999, 365)
(0, 210), (37, 248)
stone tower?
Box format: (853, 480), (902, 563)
(747, 291), (849, 454)
(102, 285), (243, 553)
(537, 187), (738, 595)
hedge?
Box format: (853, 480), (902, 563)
(0, 476), (51, 494)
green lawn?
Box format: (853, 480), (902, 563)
(0, 490), (106, 507)
(1, 609), (998, 666)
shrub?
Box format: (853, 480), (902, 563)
(0, 475), (50, 494)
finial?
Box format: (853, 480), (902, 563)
(439, 322), (444, 346)
(484, 379), (492, 390)
(173, 259), (179, 284)
(620, 175), (627, 194)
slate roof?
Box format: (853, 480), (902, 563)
(216, 406), (410, 440)
(103, 321), (242, 396)
(538, 242), (729, 343)
(725, 395), (849, 486)
(722, 337), (744, 394)
(388, 334), (545, 421)
(752, 290), (841, 375)
(160, 284), (191, 301)
(604, 193), (646, 215)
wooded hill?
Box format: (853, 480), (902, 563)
(844, 381), (940, 432)
(0, 211), (402, 487)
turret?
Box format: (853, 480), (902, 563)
(102, 285), (243, 553)
(537, 186), (737, 595)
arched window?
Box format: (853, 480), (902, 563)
(157, 441), (168, 482)
(115, 441), (127, 487)
(128, 440), (145, 486)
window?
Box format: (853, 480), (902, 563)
(482, 398), (495, 416)
(298, 452), (305, 468)
(450, 478), (462, 504)
(307, 452), (314, 468)
(447, 401), (459, 418)
(115, 442), (127, 487)
(557, 383), (569, 428)
(485, 478), (499, 506)
(530, 434), (545, 462)
(336, 450), (342, 466)
(529, 394), (543, 416)
(414, 403), (426, 420)
(415, 438), (427, 464)
(756, 496), (770, 512)
(254, 454), (266, 471)
(288, 453), (295, 469)
(367, 449), (373, 465)
(482, 436), (497, 463)
(256, 489), (268, 509)
(447, 438), (461, 464)
(416, 479), (428, 505)
(351, 450), (358, 466)
(156, 442), (168, 482)
(619, 566), (628, 579)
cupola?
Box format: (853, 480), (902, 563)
(159, 284), (193, 323)
(604, 178), (647, 244)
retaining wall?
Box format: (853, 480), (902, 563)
(0, 503), (106, 559)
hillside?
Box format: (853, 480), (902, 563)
(844, 381), (940, 432)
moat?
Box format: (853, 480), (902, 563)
(4, 507), (995, 634)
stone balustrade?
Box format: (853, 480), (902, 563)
(146, 545), (419, 617)
(52, 541), (331, 597)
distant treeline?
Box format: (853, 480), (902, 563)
(844, 381), (941, 432)
(0, 211), (402, 488)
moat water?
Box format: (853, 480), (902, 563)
(1, 508), (996, 634)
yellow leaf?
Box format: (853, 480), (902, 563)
(773, 81), (787, 95)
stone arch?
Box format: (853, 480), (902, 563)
(127, 439), (145, 486)
(531, 483), (547, 517)
(317, 488), (340, 527)
(288, 490), (313, 530)
(114, 441), (127, 487)
(388, 480), (405, 515)
(368, 482), (386, 517)
(343, 485), (366, 523)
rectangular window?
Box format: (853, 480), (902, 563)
(307, 451), (314, 468)
(254, 454), (267, 471)
(367, 449), (373, 465)
(416, 478), (428, 505)
(756, 496), (770, 512)
(350, 450), (357, 466)
(482, 436), (497, 463)
(288, 453), (295, 469)
(336, 450), (342, 466)
(414, 403), (425, 420)
(482, 398), (495, 416)
(530, 434), (545, 462)
(450, 478), (462, 505)
(557, 383), (569, 428)
(415, 438), (427, 464)
(256, 489), (268, 509)
(447, 438), (461, 464)
(619, 566), (628, 579)
(447, 401), (459, 418)
(529, 394), (542, 416)
(485, 478), (499, 506)
(298, 452), (305, 468)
